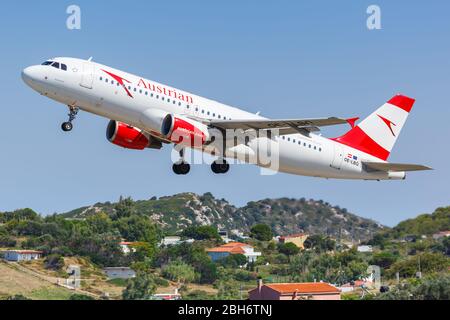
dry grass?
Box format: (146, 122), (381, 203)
(0, 261), (73, 300)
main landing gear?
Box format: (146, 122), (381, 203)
(172, 149), (191, 175)
(61, 106), (79, 132)
(211, 159), (230, 174)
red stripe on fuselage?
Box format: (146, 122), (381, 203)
(331, 126), (390, 161)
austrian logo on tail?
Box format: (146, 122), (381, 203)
(377, 114), (396, 137)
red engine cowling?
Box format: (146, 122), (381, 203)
(161, 115), (209, 147)
(106, 120), (149, 150)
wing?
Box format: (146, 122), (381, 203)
(209, 117), (348, 136)
(363, 161), (433, 172)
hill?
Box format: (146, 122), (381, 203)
(60, 192), (385, 242)
(386, 206), (450, 238)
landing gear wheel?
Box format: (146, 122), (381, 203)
(173, 162), (191, 175)
(211, 159), (230, 174)
(61, 122), (73, 132)
(61, 106), (79, 132)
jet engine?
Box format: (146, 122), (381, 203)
(106, 120), (160, 150)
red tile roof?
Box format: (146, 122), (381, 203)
(264, 282), (340, 294)
(206, 242), (251, 254)
(5, 250), (43, 254)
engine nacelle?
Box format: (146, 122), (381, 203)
(106, 120), (150, 150)
(162, 114), (210, 147)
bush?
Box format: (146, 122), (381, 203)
(162, 260), (197, 283)
(122, 273), (157, 300)
(69, 294), (94, 300)
(217, 254), (247, 268)
(250, 224), (273, 241)
(181, 226), (220, 240)
(0, 236), (16, 247)
(44, 254), (64, 270)
(278, 243), (300, 257)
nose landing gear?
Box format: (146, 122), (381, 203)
(61, 106), (79, 132)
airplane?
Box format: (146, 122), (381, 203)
(21, 57), (431, 179)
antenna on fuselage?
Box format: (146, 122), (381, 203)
(87, 57), (93, 62)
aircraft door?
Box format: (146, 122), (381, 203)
(80, 62), (94, 89)
(331, 144), (344, 170)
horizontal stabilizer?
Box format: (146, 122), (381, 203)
(363, 161), (432, 172)
(209, 117), (347, 131)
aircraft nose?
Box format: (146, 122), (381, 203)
(21, 66), (40, 85)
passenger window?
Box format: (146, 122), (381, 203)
(100, 77), (103, 81)
(106, 79), (109, 83)
(139, 89), (142, 94)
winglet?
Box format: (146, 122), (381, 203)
(346, 117), (360, 129)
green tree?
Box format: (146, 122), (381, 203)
(116, 215), (161, 244)
(217, 254), (247, 268)
(370, 251), (398, 269)
(162, 260), (197, 283)
(278, 243), (300, 259)
(181, 226), (220, 240)
(122, 273), (157, 300)
(250, 224), (273, 241)
(113, 196), (135, 220)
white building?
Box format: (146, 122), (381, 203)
(160, 236), (194, 247)
(103, 267), (136, 279)
(433, 231), (450, 240)
(2, 250), (42, 262)
(119, 242), (137, 254)
(357, 245), (373, 253)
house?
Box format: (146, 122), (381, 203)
(160, 236), (194, 247)
(206, 242), (261, 263)
(152, 288), (182, 300)
(433, 231), (450, 240)
(218, 230), (233, 243)
(279, 233), (309, 249)
(2, 250), (42, 262)
(357, 245), (373, 253)
(119, 241), (137, 254)
(103, 267), (136, 279)
(249, 279), (341, 300)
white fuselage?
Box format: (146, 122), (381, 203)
(22, 57), (405, 180)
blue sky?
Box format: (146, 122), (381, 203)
(0, 1), (449, 226)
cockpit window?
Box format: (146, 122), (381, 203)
(41, 60), (68, 71)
